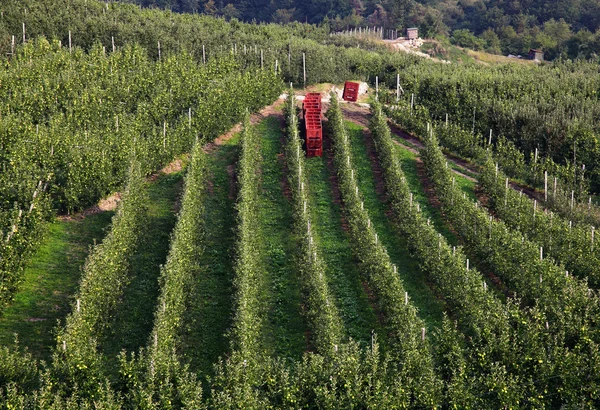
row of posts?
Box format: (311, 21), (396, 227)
(333, 26), (400, 40)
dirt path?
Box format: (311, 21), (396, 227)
(62, 98), (286, 222)
(205, 98), (285, 151)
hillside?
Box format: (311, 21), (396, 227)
(1, 0), (600, 407)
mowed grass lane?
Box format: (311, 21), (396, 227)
(180, 137), (237, 376)
(101, 170), (184, 361)
(304, 135), (381, 346)
(346, 121), (446, 332)
(255, 116), (307, 359)
(0, 212), (113, 361)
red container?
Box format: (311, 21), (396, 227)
(305, 92), (321, 100)
(306, 147), (322, 158)
(302, 93), (323, 157)
(342, 81), (360, 102)
(306, 138), (321, 149)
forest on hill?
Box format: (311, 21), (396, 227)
(129, 0), (600, 59)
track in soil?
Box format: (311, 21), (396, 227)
(304, 132), (381, 345)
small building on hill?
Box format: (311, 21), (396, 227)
(529, 49), (544, 61)
(407, 27), (419, 40)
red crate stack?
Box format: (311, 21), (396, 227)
(303, 93), (323, 157)
(342, 81), (359, 102)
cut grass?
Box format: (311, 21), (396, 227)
(394, 143), (477, 246)
(101, 171), (184, 361)
(180, 137), (237, 376)
(0, 213), (113, 361)
(255, 116), (307, 359)
(345, 121), (445, 331)
(304, 139), (381, 346)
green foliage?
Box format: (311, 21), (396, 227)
(451, 29), (486, 51)
(392, 61), (600, 192)
(480, 158), (600, 289)
(141, 142), (208, 408)
(385, 88), (599, 218)
(0, 37), (281, 321)
(372, 99), (548, 407)
(282, 92), (343, 353)
(229, 116), (269, 363)
(419, 122), (600, 406)
(50, 159), (148, 400)
(326, 94), (442, 407)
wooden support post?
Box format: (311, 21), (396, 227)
(202, 45), (206, 64)
(303, 52), (306, 87)
(112, 36), (115, 53)
(544, 171), (548, 202)
(22, 23), (26, 43)
(396, 74), (400, 102)
(158, 41), (161, 60)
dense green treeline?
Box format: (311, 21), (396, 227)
(385, 61), (600, 194)
(0, 38), (281, 316)
(127, 0), (600, 59)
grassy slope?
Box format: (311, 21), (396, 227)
(392, 142), (507, 300)
(180, 138), (237, 376)
(346, 121), (445, 331)
(394, 143), (476, 246)
(100, 171), (184, 359)
(255, 116), (307, 359)
(304, 138), (381, 346)
(0, 213), (113, 360)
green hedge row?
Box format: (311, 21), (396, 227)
(420, 125), (600, 407)
(326, 93), (442, 407)
(282, 92), (343, 354)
